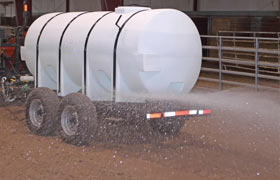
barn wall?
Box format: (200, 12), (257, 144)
(0, 0), (16, 17)
(124, 0), (193, 11)
(124, 0), (279, 11)
(32, 0), (101, 16)
(124, 0), (151, 7)
(151, 0), (193, 11)
(1, 0), (278, 18)
(197, 0), (279, 11)
(32, 0), (66, 16)
(69, 0), (101, 11)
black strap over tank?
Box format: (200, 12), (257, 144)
(83, 12), (113, 95)
(36, 12), (65, 88)
(112, 10), (147, 100)
(58, 12), (89, 93)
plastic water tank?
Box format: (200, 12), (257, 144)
(21, 7), (202, 102)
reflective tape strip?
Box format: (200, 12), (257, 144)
(147, 113), (162, 119)
(164, 112), (176, 117)
(175, 110), (190, 116)
(146, 109), (211, 119)
(203, 110), (211, 114)
(146, 114), (150, 119)
(198, 110), (211, 115)
(189, 110), (198, 115)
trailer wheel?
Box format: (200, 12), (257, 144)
(25, 87), (59, 136)
(57, 93), (97, 146)
(149, 117), (185, 136)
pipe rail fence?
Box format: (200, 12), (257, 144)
(217, 31), (280, 38)
(199, 32), (280, 91)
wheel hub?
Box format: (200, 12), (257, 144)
(61, 106), (79, 136)
(29, 99), (44, 127)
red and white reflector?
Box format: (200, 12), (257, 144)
(164, 112), (176, 117)
(147, 109), (211, 119)
(199, 109), (211, 115)
(146, 113), (162, 119)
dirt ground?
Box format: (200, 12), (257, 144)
(0, 86), (279, 180)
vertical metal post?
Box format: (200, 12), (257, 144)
(277, 32), (280, 72)
(66, 0), (70, 12)
(193, 0), (198, 11)
(219, 36), (223, 90)
(255, 38), (259, 90)
(15, 28), (19, 72)
(279, 0), (280, 16)
(206, 17), (212, 58)
(233, 32), (237, 59)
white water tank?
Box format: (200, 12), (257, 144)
(21, 7), (202, 102)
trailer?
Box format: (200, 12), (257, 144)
(21, 6), (209, 146)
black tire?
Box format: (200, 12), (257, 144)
(149, 117), (185, 136)
(25, 87), (59, 136)
(57, 93), (97, 146)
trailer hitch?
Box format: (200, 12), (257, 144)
(1, 77), (16, 103)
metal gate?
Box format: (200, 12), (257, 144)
(199, 31), (280, 91)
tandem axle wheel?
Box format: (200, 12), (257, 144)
(26, 88), (210, 146)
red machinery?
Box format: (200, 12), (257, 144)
(0, 0), (31, 104)
(0, 31), (27, 74)
(0, 0), (30, 76)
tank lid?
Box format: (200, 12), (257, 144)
(115, 6), (151, 14)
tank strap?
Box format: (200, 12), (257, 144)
(58, 12), (90, 94)
(112, 10), (148, 101)
(83, 12), (113, 95)
(36, 12), (65, 88)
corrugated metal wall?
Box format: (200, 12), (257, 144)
(0, 0), (102, 17)
(199, 0), (279, 11)
(124, 0), (279, 11)
(1, 0), (279, 17)
(32, 0), (65, 16)
(209, 17), (280, 34)
(32, 0), (101, 16)
(0, 0), (16, 17)
(69, 0), (101, 12)
(124, 0), (193, 11)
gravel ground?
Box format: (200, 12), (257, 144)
(0, 87), (279, 180)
